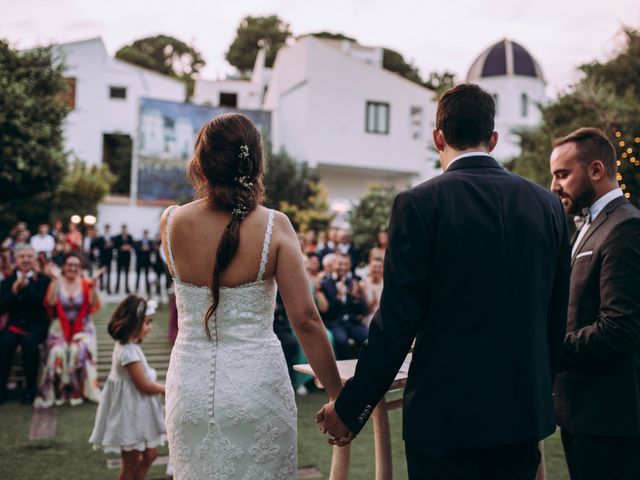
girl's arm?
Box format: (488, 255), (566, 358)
(125, 362), (165, 396)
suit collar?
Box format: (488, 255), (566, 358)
(445, 155), (503, 173)
(571, 196), (627, 265)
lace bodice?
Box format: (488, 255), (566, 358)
(164, 208), (297, 479)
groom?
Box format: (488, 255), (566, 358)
(317, 83), (571, 479)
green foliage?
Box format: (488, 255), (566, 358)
(350, 185), (400, 254)
(382, 48), (422, 84)
(0, 39), (69, 234)
(115, 35), (204, 99)
(309, 31), (357, 42)
(423, 71), (456, 98)
(263, 146), (333, 231)
(511, 27), (640, 207)
(50, 160), (116, 222)
(225, 15), (292, 73)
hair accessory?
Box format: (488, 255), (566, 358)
(238, 145), (250, 160)
(136, 299), (146, 319)
(231, 203), (249, 219)
(145, 299), (157, 317)
(235, 175), (254, 189)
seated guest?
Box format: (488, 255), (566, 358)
(320, 252), (368, 360)
(362, 257), (384, 327)
(35, 252), (102, 407)
(0, 244), (51, 405)
(369, 229), (388, 263)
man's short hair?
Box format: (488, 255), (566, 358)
(553, 127), (617, 179)
(436, 83), (495, 150)
(14, 243), (34, 254)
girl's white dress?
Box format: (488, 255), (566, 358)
(89, 342), (166, 452)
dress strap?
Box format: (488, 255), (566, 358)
(164, 206), (180, 282)
(256, 209), (275, 282)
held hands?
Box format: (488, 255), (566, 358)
(315, 401), (356, 447)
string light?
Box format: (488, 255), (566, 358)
(625, 193), (631, 198)
(615, 131), (622, 138)
(613, 129), (638, 204)
(621, 184), (627, 190)
(627, 147), (633, 154)
(619, 141), (626, 147)
(622, 152), (628, 158)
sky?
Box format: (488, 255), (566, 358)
(2, 0), (639, 96)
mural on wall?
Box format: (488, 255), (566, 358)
(137, 97), (271, 202)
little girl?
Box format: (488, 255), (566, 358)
(89, 295), (165, 480)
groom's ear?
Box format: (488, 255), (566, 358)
(433, 130), (445, 152)
(487, 131), (499, 152)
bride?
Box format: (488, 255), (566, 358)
(161, 113), (343, 479)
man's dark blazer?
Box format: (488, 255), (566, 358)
(320, 274), (368, 325)
(94, 235), (114, 265)
(334, 155), (571, 448)
(0, 272), (51, 336)
(113, 234), (134, 266)
(554, 195), (640, 436)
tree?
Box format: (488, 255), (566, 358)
(0, 39), (69, 234)
(115, 35), (205, 99)
(225, 16), (292, 73)
(382, 48), (422, 84)
(423, 71), (456, 98)
(263, 146), (333, 231)
(511, 27), (640, 207)
(50, 160), (115, 223)
(349, 185), (400, 255)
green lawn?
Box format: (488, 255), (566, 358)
(0, 303), (570, 479)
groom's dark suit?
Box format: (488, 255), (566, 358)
(334, 155), (571, 478)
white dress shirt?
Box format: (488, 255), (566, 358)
(446, 151), (493, 170)
(571, 188), (624, 257)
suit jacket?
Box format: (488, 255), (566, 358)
(554, 196), (640, 436)
(334, 156), (571, 448)
(94, 235), (115, 263)
(0, 271), (51, 336)
(113, 234), (134, 264)
(320, 275), (368, 325)
(134, 239), (153, 268)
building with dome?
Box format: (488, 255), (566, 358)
(467, 39), (547, 161)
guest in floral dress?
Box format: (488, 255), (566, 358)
(35, 252), (102, 407)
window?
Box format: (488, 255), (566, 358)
(109, 86), (127, 99)
(410, 106), (423, 139)
(521, 93), (529, 117)
(366, 101), (390, 134)
(58, 77), (76, 109)
(219, 92), (238, 108)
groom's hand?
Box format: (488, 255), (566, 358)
(315, 401), (355, 447)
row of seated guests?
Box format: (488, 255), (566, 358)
(275, 247), (385, 393)
(0, 244), (101, 406)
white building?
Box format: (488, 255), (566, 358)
(263, 36), (440, 207)
(54, 38), (187, 236)
(466, 39), (547, 161)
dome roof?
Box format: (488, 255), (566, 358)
(467, 39), (544, 82)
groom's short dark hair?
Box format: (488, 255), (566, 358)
(436, 83), (495, 150)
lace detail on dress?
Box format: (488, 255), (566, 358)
(166, 208), (296, 479)
(164, 205), (180, 282)
(257, 209), (275, 282)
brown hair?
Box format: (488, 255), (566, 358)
(188, 113), (265, 339)
(108, 295), (147, 344)
(553, 127), (617, 179)
(436, 83), (495, 150)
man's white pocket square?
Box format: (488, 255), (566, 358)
(576, 251), (593, 259)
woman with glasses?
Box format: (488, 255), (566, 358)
(35, 252), (103, 407)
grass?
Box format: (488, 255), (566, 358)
(0, 303), (570, 479)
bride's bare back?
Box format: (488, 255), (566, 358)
(160, 199), (279, 288)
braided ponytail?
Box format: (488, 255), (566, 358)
(188, 113), (265, 339)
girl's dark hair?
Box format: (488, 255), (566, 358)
(62, 251), (84, 268)
(108, 295), (147, 344)
(187, 113), (265, 339)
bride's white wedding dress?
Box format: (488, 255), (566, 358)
(164, 207), (297, 479)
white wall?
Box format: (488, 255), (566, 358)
(97, 201), (165, 239)
(266, 37), (439, 202)
(474, 75), (546, 161)
(58, 38), (186, 167)
(192, 78), (262, 109)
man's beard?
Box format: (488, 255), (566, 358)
(567, 179), (597, 215)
